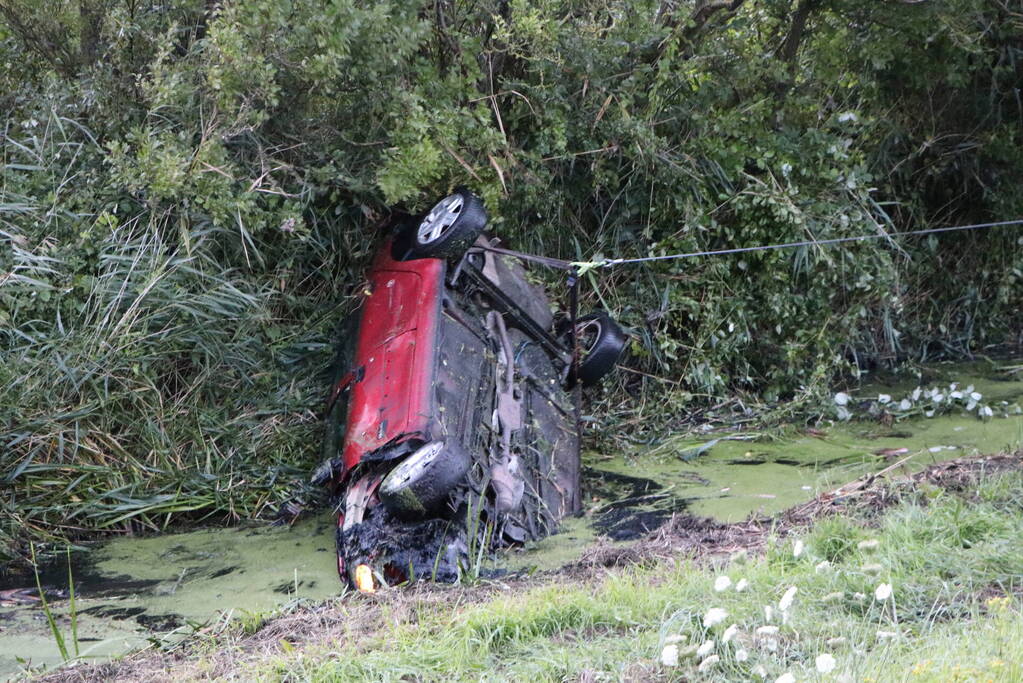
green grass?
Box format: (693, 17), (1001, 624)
(242, 468), (1023, 682)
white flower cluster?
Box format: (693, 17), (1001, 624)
(654, 568), (847, 678)
(833, 382), (1020, 422)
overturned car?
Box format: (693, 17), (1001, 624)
(316, 189), (626, 590)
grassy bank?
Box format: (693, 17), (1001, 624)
(4, 0), (1023, 563)
(40, 453), (1023, 682)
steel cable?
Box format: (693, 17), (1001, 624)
(479, 218), (1023, 272)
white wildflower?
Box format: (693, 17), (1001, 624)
(875, 582), (893, 601)
(722, 624), (738, 643)
(857, 539), (879, 550)
(775, 671), (794, 683)
(924, 409), (935, 418)
(836, 405), (852, 421)
(698, 654), (720, 672)
(877, 393), (892, 404)
(779, 586), (798, 612)
(753, 664), (768, 678)
(834, 391), (851, 406)
(980, 405), (994, 418)
(793, 539), (805, 557)
(912, 387), (922, 401)
(696, 640), (715, 657)
(933, 393), (945, 403)
(764, 605), (774, 622)
(703, 608), (728, 628)
(764, 638), (779, 652)
(928, 446), (943, 453)
(898, 398), (912, 411)
(966, 400), (977, 411)
(756, 625), (780, 635)
(736, 648), (749, 662)
(970, 391), (983, 401)
(714, 575), (733, 592)
(665, 634), (686, 644)
(816, 653), (837, 673)
(735, 578), (749, 592)
(837, 111), (858, 123)
(660, 644), (679, 666)
(781, 163), (793, 177)
(826, 636), (847, 647)
(949, 391), (963, 399)
(815, 560), (831, 573)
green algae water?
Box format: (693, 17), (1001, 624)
(2, 361), (1021, 678)
(0, 516), (341, 678)
(501, 360), (1023, 570)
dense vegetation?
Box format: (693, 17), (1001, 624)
(2, 0), (1021, 560)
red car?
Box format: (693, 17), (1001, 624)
(315, 189), (626, 591)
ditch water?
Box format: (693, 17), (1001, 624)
(2, 361), (1021, 678)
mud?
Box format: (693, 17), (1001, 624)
(338, 504), (469, 584)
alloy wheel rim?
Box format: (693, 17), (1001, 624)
(382, 442), (444, 492)
(417, 194), (464, 244)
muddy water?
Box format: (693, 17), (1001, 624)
(2, 362), (1021, 678)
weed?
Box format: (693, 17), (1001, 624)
(30, 543), (79, 663)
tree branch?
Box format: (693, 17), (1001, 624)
(778, 0), (822, 64)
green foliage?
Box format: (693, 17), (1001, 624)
(1, 0), (1021, 558)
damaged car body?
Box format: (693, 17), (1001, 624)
(316, 189), (626, 590)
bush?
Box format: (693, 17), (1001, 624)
(1, 0), (1020, 559)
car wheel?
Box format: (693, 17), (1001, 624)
(404, 188), (487, 260)
(378, 441), (471, 518)
(564, 311), (627, 387)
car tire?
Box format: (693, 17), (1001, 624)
(404, 188), (487, 260)
(378, 441), (471, 518)
(563, 311), (627, 387)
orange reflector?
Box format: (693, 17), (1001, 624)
(354, 564), (376, 594)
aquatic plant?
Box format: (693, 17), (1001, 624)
(30, 544), (80, 663)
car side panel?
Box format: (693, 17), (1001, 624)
(341, 246), (444, 472)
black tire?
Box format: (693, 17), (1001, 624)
(563, 311), (627, 387)
(403, 188), (487, 260)
(378, 441), (471, 518)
